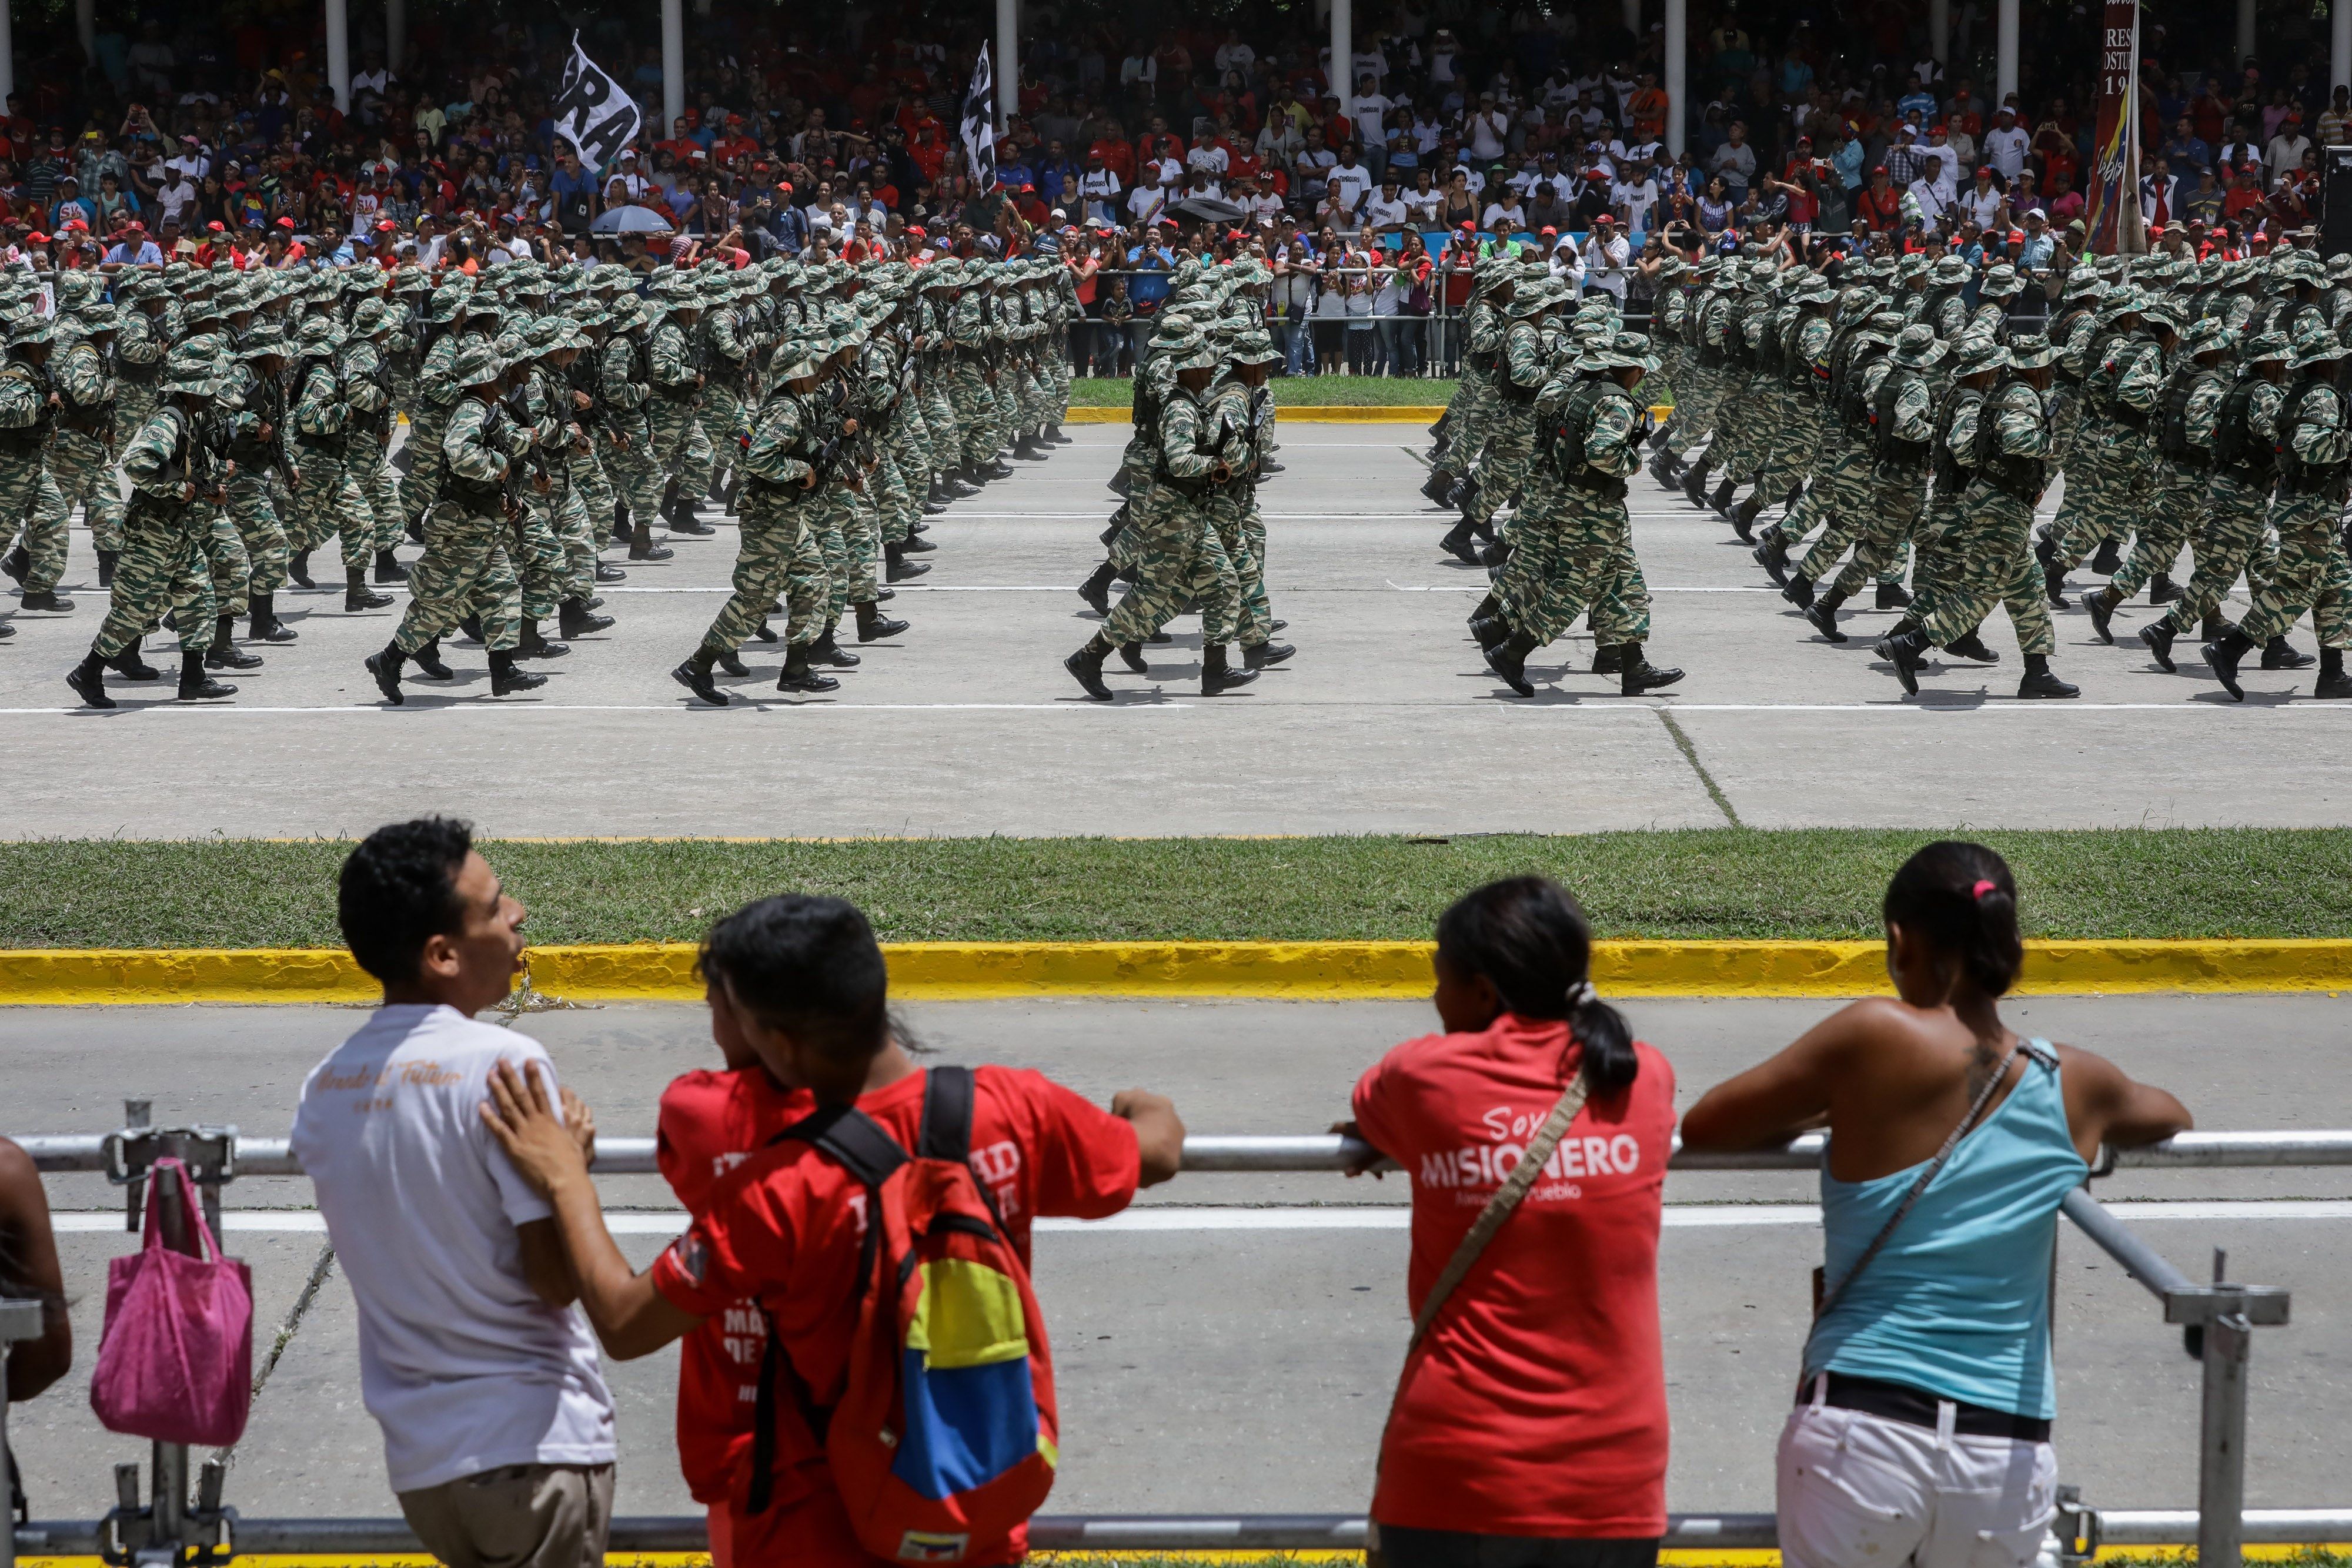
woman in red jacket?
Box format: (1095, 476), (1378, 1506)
(1342, 877), (1676, 1568)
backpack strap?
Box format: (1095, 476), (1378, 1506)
(746, 1101), (914, 1515)
(918, 1065), (975, 1162)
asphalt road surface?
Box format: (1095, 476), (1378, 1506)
(10, 995), (2347, 1525)
(5, 423), (2350, 837)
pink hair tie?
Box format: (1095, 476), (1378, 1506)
(1972, 879), (1999, 899)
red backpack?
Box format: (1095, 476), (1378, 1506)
(747, 1067), (1060, 1564)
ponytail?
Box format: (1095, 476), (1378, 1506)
(1434, 876), (1639, 1096)
(1882, 840), (2024, 997)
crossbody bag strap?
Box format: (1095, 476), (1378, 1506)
(1365, 1073), (1591, 1563)
(1814, 1038), (2023, 1323)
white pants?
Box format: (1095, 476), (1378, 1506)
(1776, 1380), (2057, 1568)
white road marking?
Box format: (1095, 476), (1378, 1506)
(48, 1199), (2352, 1235)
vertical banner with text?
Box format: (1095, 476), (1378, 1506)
(2085, 0), (2146, 254)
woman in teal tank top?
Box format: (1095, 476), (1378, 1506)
(1682, 841), (2191, 1568)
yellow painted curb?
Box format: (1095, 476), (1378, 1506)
(5, 940), (2351, 1005)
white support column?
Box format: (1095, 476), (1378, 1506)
(1929, 0), (1950, 67)
(1996, 0), (2019, 106)
(2335, 0), (2351, 92)
(0, 0), (14, 110)
(1663, 0), (1686, 158)
(74, 0), (92, 61)
(1331, 0), (1352, 132)
(2237, 0), (2256, 67)
(386, 0), (405, 77)
(995, 0), (1016, 123)
(661, 0), (684, 145)
(1622, 0), (1639, 36)
(325, 0), (350, 112)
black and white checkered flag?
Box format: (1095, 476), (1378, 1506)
(961, 44), (998, 195)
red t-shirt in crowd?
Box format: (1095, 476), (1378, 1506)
(1351, 1017), (1675, 1539)
(652, 1064), (1142, 1566)
(655, 1066), (813, 1505)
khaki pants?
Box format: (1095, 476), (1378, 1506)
(397, 1463), (614, 1568)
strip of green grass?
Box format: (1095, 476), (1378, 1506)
(1070, 375), (1455, 407)
(6, 830), (2347, 950)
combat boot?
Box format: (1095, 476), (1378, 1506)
(1753, 533), (1789, 584)
(901, 531), (938, 554)
(96, 549), (117, 587)
(1941, 628), (2000, 664)
(206, 616), (262, 670)
(106, 647), (161, 680)
(716, 649), (750, 677)
(750, 617), (778, 643)
(373, 548), (409, 584)
(363, 643), (407, 704)
(1805, 587), (1850, 642)
(287, 549), (314, 589)
(1421, 467), (1456, 505)
(249, 593), (298, 643)
(1679, 462), (1712, 509)
(1485, 631), (1539, 697)
(612, 504), (633, 545)
(560, 599), (614, 638)
(2, 543), (26, 583)
(1077, 561), (1117, 614)
(1117, 640), (1150, 673)
(811, 625), (862, 666)
(411, 638), (454, 680)
(2149, 572), (2181, 604)
(1728, 492), (1764, 542)
(2262, 636), (2316, 670)
(2017, 654), (2080, 700)
(1618, 643), (1684, 695)
(885, 543), (933, 582)
(779, 644), (841, 693)
(1874, 580), (1912, 610)
(854, 603), (908, 642)
(1065, 633), (1115, 700)
(2201, 629), (2257, 700)
(1438, 519), (1481, 563)
(1478, 536), (1511, 569)
(629, 517), (674, 561)
(176, 648), (236, 701)
(2139, 617), (2179, 671)
(671, 647), (730, 706)
(1706, 476), (1738, 514)
(1875, 627), (1930, 694)
(488, 648), (547, 696)
(515, 620), (571, 659)
(2033, 526), (2067, 607)
(2082, 584), (2123, 644)
(1591, 643), (1626, 675)
(1201, 642), (1259, 694)
(19, 589), (72, 611)
(66, 649), (115, 708)
(346, 569), (392, 611)
(1780, 570), (1815, 609)
(2091, 537), (2123, 575)
(1469, 614), (1511, 652)
(1243, 640), (1295, 670)
(2199, 611), (2233, 642)
(2314, 647), (2352, 698)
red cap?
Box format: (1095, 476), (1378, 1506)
(1594, 213), (1615, 224)
(276, 216), (295, 228)
(375, 218), (396, 231)
(207, 220), (225, 232)
(25, 232), (46, 243)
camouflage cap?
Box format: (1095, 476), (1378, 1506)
(1977, 265), (2024, 299)
(2179, 317), (2234, 357)
(74, 302), (119, 332)
(2293, 332), (2348, 369)
(2241, 330), (2294, 365)
(1890, 322), (1946, 369)
(7, 314), (56, 347)
(1947, 336), (2010, 378)
(450, 343), (506, 387)
(2004, 331), (2057, 369)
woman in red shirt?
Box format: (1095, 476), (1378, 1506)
(1344, 876), (1675, 1568)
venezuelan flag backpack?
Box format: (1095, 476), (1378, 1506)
(746, 1066), (1060, 1563)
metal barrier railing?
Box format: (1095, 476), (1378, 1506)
(9, 1102), (2340, 1568)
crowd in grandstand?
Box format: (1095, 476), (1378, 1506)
(0, 2), (2321, 375)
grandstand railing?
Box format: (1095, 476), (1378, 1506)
(9, 1105), (2341, 1568)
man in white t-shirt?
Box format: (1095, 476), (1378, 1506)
(1348, 77), (1394, 153)
(292, 820), (617, 1568)
(1125, 167), (1171, 228)
(1983, 106), (2029, 182)
(1328, 146), (1375, 215)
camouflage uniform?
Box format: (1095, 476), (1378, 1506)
(1919, 377), (2056, 656)
(700, 385), (830, 656)
(0, 347), (68, 597)
(49, 326), (122, 590)
(93, 402), (215, 657)
(1103, 380), (1244, 647)
(392, 392), (525, 656)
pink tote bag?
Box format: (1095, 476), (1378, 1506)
(89, 1156), (254, 1446)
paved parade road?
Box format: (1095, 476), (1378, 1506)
(11, 996), (2348, 1524)
(5, 424), (2351, 838)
